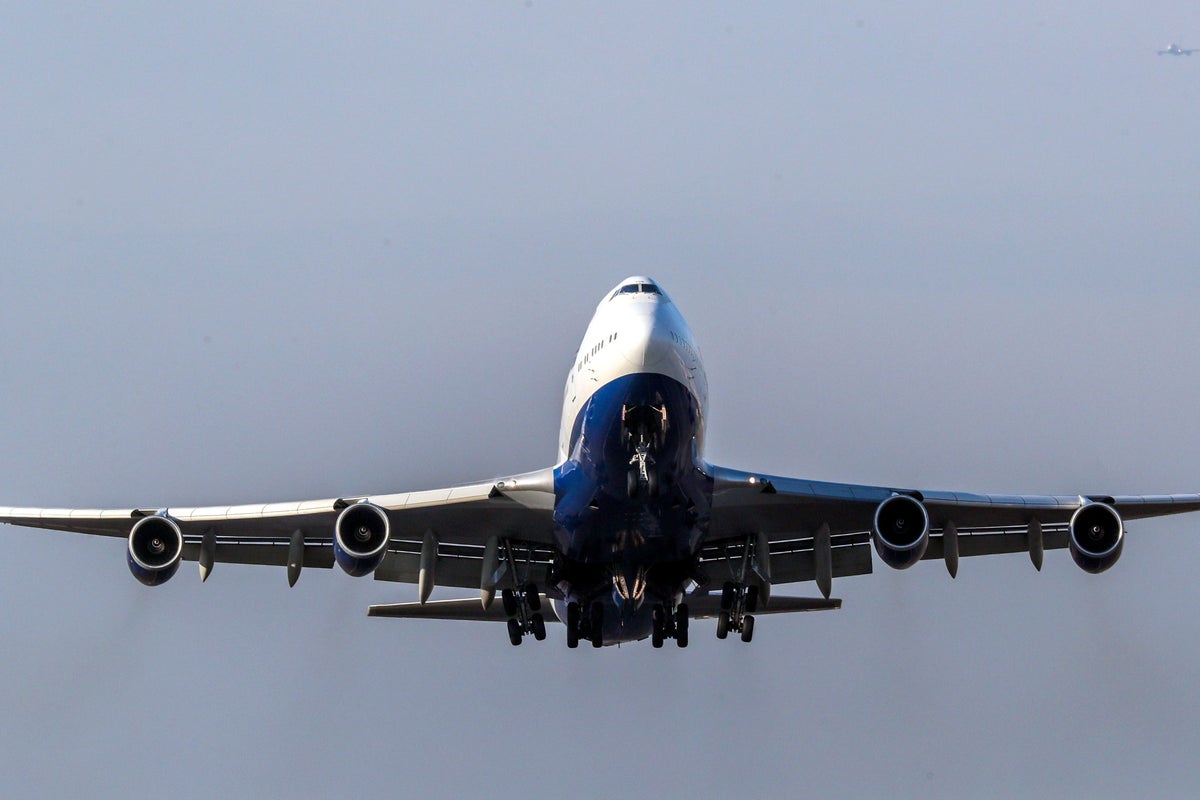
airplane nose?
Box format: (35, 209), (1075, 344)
(619, 309), (673, 369)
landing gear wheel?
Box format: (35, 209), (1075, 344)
(651, 605), (665, 648)
(646, 470), (659, 498)
(721, 582), (736, 611)
(716, 610), (730, 639)
(590, 602), (604, 648)
(675, 603), (689, 648)
(740, 614), (755, 643)
(507, 617), (523, 646)
(501, 589), (518, 617)
(531, 613), (546, 641)
(627, 469), (639, 499)
(525, 583), (541, 611)
(566, 602), (580, 649)
(745, 584), (759, 613)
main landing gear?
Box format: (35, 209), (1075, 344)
(565, 601), (605, 649)
(501, 582), (546, 646)
(650, 602), (689, 648)
(716, 581), (757, 643)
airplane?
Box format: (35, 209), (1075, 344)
(1158, 43), (1197, 55)
(4, 275), (1200, 648)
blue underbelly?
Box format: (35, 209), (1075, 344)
(553, 373), (712, 566)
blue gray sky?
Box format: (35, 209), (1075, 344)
(2, 3), (1200, 798)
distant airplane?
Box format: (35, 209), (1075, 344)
(1158, 43), (1196, 55)
(4, 276), (1200, 647)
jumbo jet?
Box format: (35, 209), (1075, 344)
(4, 277), (1199, 648)
(1158, 42), (1196, 55)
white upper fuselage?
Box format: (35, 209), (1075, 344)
(557, 277), (709, 462)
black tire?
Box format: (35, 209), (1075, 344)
(716, 610), (730, 639)
(526, 583), (541, 611)
(531, 613), (546, 641)
(590, 602), (604, 648)
(501, 588), (518, 618)
(676, 603), (689, 634)
(627, 469), (639, 499)
(646, 470), (659, 498)
(740, 614), (755, 643)
(507, 618), (523, 646)
(745, 584), (759, 613)
(566, 602), (580, 649)
(721, 582), (736, 611)
(676, 623), (688, 648)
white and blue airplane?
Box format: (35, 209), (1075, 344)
(4, 276), (1200, 647)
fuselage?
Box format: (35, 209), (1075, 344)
(550, 277), (713, 644)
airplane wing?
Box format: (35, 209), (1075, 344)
(0, 468), (557, 590)
(699, 463), (1200, 591)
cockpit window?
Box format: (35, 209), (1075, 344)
(614, 283), (661, 298)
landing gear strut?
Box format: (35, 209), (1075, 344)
(651, 602), (689, 648)
(623, 404), (666, 499)
(627, 445), (658, 499)
(501, 582), (545, 646)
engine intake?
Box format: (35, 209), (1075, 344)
(127, 516), (184, 586)
(872, 494), (930, 570)
(1069, 502), (1124, 573)
(334, 502), (390, 576)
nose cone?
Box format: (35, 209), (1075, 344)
(619, 304), (674, 368)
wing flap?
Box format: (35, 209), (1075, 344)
(922, 529), (1069, 561)
(181, 541), (336, 570)
(372, 549), (553, 589)
(697, 534), (872, 591)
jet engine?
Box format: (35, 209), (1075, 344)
(127, 515), (184, 586)
(872, 494), (930, 570)
(1069, 502), (1124, 573)
(333, 502), (391, 576)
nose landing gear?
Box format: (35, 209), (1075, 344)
(623, 404), (667, 500)
(627, 446), (659, 499)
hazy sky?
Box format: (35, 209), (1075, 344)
(3, 4), (1200, 798)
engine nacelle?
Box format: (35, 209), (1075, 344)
(872, 494), (930, 570)
(333, 502), (390, 577)
(127, 515), (184, 586)
(1069, 502), (1124, 574)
